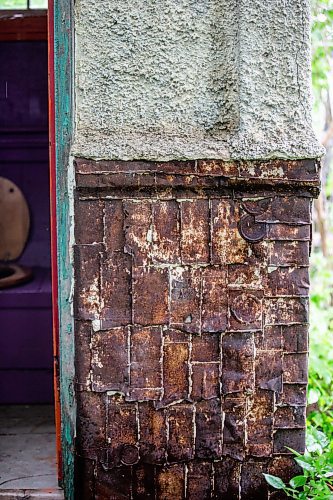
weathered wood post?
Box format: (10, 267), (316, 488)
(71, 1), (322, 498)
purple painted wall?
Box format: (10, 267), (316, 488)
(0, 41), (53, 404)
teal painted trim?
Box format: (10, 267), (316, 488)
(54, 1), (75, 498)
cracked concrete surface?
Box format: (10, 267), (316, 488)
(0, 406), (63, 499)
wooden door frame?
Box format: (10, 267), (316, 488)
(48, 1), (75, 498)
(0, 9), (47, 41)
(0, 4), (73, 494)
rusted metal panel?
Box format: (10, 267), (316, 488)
(273, 429), (306, 454)
(187, 461), (212, 499)
(241, 461), (268, 500)
(180, 199), (210, 264)
(76, 391), (106, 460)
(132, 266), (169, 325)
(123, 201), (152, 265)
(100, 253), (132, 328)
(229, 290), (263, 331)
(167, 404), (195, 462)
(170, 267), (201, 333)
(238, 159), (319, 182)
(214, 457), (241, 499)
(138, 403), (167, 464)
(91, 327), (129, 393)
(128, 326), (163, 401)
(74, 199), (104, 245)
(131, 464), (155, 500)
(164, 328), (188, 343)
(282, 325), (308, 353)
(75, 158), (320, 192)
(94, 466), (132, 500)
(104, 200), (125, 252)
(221, 332), (255, 394)
(255, 350), (283, 393)
(211, 199), (248, 264)
(246, 390), (274, 457)
(191, 363), (220, 401)
(268, 223), (311, 241)
(195, 399), (223, 459)
(228, 263), (265, 289)
(255, 196), (311, 224)
(152, 200), (181, 264)
(73, 158), (318, 498)
(265, 297), (309, 325)
(106, 396), (139, 467)
(283, 353), (308, 384)
(132, 464), (155, 499)
(266, 267), (310, 297)
(202, 267), (228, 332)
(274, 405), (306, 429)
(192, 333), (220, 362)
(158, 340), (189, 407)
(74, 244), (101, 321)
(268, 455), (302, 485)
(191, 333), (220, 401)
(74, 321), (92, 392)
(155, 464), (185, 500)
(270, 241), (310, 266)
(277, 383), (307, 406)
(255, 325), (282, 351)
(74, 457), (95, 499)
(197, 159), (239, 176)
(223, 395), (246, 461)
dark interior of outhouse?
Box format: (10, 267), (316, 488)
(0, 5), (60, 492)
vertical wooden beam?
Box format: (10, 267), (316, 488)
(48, 0), (61, 484)
(48, 0), (75, 498)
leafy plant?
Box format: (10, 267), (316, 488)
(311, 0), (333, 107)
(0, 0), (47, 9)
(264, 440), (333, 499)
(307, 253), (333, 439)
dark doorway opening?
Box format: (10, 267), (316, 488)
(0, 7), (61, 495)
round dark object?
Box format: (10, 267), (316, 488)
(238, 214), (267, 242)
(120, 444), (140, 466)
(230, 293), (262, 324)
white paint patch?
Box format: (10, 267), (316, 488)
(92, 319), (102, 332)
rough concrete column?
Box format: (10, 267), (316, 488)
(72, 1), (321, 498)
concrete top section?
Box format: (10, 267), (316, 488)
(73, 0), (323, 161)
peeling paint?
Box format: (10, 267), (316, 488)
(73, 157), (318, 498)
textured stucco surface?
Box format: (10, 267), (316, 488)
(73, 0), (323, 161)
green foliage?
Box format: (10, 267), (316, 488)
(311, 0), (333, 107)
(264, 474), (286, 490)
(0, 0), (26, 8)
(308, 253), (333, 437)
(0, 0), (47, 9)
(263, 439), (333, 499)
(263, 458), (333, 499)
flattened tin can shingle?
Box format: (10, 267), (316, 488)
(73, 158), (319, 499)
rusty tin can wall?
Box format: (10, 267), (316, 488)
(73, 158), (319, 499)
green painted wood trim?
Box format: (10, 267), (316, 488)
(54, 0), (75, 498)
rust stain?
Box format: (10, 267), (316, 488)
(73, 158), (318, 498)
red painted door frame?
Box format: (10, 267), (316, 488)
(47, 2), (62, 483)
(0, 5), (62, 481)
